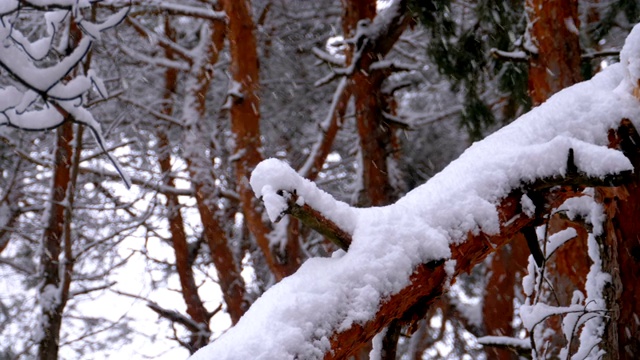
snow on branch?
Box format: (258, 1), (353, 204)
(312, 46), (345, 67)
(0, 3), (131, 187)
(314, 0), (411, 87)
(490, 48), (529, 62)
(190, 24), (640, 360)
(125, 1), (226, 20)
(476, 335), (531, 350)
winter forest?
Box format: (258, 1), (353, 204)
(1, 0), (640, 359)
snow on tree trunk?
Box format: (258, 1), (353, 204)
(343, 0), (403, 207)
(597, 118), (640, 358)
(37, 120), (75, 360)
(37, 18), (88, 359)
(480, 2), (586, 357)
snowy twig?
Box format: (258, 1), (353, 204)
(124, 16), (193, 62)
(78, 165), (194, 196)
(126, 1), (226, 20)
(490, 48), (529, 62)
(381, 112), (413, 130)
(312, 47), (345, 67)
(476, 335), (531, 355)
(146, 302), (208, 333)
(581, 50), (620, 60)
(70, 281), (118, 297)
(0, 256), (36, 274)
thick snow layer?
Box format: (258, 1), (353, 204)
(191, 25), (640, 360)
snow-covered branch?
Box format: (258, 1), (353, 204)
(314, 0), (412, 87)
(190, 26), (640, 358)
(0, 3), (131, 187)
(126, 1), (225, 20)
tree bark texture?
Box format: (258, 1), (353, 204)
(482, 240), (528, 360)
(526, 0), (582, 105)
(480, 3), (585, 356)
(326, 188), (579, 359)
(598, 120), (640, 359)
(343, 0), (395, 207)
(37, 19), (85, 359)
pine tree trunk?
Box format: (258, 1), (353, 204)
(342, 0), (396, 207)
(482, 241), (528, 360)
(597, 121), (640, 359)
(526, 0), (582, 105)
(37, 18), (86, 359)
(177, 14), (250, 326)
(223, 0), (302, 280)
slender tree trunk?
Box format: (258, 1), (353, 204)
(223, 0), (301, 280)
(37, 18), (86, 359)
(482, 241), (528, 360)
(153, 18), (212, 352)
(37, 120), (74, 360)
(342, 0), (396, 207)
(178, 14), (250, 325)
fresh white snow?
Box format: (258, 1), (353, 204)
(190, 24), (640, 360)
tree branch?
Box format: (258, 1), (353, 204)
(279, 191), (352, 251)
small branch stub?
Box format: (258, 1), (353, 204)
(278, 190), (352, 251)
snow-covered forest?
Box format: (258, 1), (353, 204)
(1, 0), (639, 359)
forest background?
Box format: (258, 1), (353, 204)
(0, 0), (639, 359)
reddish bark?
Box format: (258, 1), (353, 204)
(486, 4), (584, 355)
(176, 14), (249, 325)
(155, 20), (211, 351)
(482, 240), (528, 360)
(546, 217), (590, 304)
(526, 0), (582, 105)
(610, 189), (640, 358)
(223, 0), (301, 280)
(38, 120), (74, 360)
(37, 19), (86, 359)
(598, 120), (640, 359)
(343, 0), (394, 207)
(340, 0), (413, 207)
